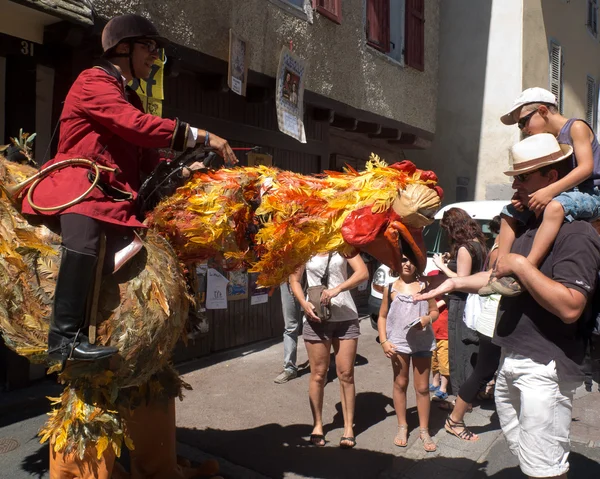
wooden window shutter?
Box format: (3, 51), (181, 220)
(586, 76), (596, 128)
(550, 41), (563, 114)
(366, 0), (390, 53)
(405, 0), (425, 71)
(316, 0), (342, 24)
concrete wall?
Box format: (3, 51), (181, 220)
(93, 0), (440, 135)
(523, 0), (600, 122)
(410, 0), (522, 204)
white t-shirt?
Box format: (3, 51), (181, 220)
(305, 253), (358, 323)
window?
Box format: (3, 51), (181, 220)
(366, 1), (424, 70)
(314, 0), (342, 23)
(285, 0), (304, 7)
(549, 41), (563, 114)
(586, 76), (597, 131)
(405, 0), (425, 71)
(588, 0), (598, 37)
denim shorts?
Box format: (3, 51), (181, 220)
(502, 186), (600, 224)
(303, 318), (360, 341)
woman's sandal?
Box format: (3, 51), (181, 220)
(310, 434), (326, 447)
(419, 428), (437, 452)
(394, 424), (408, 447)
(340, 436), (356, 449)
(445, 415), (479, 442)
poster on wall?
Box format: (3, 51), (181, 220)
(227, 270), (248, 301)
(131, 50), (165, 116)
(276, 46), (307, 143)
(206, 268), (228, 310)
(247, 152), (273, 167)
(249, 273), (269, 306)
(228, 29), (249, 96)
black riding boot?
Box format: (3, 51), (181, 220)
(47, 248), (118, 362)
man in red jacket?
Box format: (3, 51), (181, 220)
(22, 14), (237, 363)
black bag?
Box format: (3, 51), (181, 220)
(306, 253), (333, 321)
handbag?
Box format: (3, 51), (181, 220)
(306, 253), (333, 321)
(463, 293), (481, 331)
(462, 241), (485, 332)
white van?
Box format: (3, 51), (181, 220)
(368, 200), (507, 327)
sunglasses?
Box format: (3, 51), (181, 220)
(517, 109), (538, 130)
(135, 41), (160, 54)
(513, 171), (536, 182)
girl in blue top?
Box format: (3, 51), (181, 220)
(378, 254), (439, 452)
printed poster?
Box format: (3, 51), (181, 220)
(130, 50), (165, 117)
(276, 46), (307, 143)
(206, 268), (229, 310)
(227, 270), (248, 301)
(228, 29), (248, 96)
(249, 273), (269, 306)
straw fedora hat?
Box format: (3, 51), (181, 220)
(504, 133), (573, 176)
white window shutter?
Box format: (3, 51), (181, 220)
(550, 42), (563, 114)
(587, 76), (595, 127)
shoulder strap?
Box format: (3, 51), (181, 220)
(388, 284), (393, 304)
(321, 253), (333, 286)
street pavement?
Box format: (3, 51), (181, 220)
(0, 319), (599, 478)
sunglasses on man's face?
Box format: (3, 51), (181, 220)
(517, 109), (538, 130)
(135, 41), (160, 54)
(513, 171), (536, 182)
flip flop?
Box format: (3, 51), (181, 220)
(339, 436), (356, 449)
(309, 434), (326, 447)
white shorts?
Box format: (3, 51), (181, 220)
(495, 351), (581, 478)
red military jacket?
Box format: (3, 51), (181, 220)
(21, 60), (190, 228)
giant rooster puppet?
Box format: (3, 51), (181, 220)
(0, 149), (442, 478)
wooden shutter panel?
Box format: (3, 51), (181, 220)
(550, 41), (563, 113)
(405, 0), (425, 71)
(366, 0), (390, 53)
(587, 76), (596, 127)
(316, 0), (342, 24)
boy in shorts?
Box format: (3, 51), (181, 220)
(482, 87), (600, 296)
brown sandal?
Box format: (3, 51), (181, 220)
(394, 424), (408, 447)
(419, 428), (437, 452)
(445, 415), (479, 442)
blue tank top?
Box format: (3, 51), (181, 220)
(556, 118), (600, 188)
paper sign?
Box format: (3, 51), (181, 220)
(276, 46), (307, 143)
(227, 270), (248, 300)
(228, 29), (248, 96)
(206, 268), (229, 310)
(249, 273), (269, 306)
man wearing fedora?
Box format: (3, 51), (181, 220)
(481, 87), (600, 297)
(416, 133), (600, 478)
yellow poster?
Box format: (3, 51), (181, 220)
(130, 51), (165, 117)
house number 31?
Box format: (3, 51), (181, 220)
(21, 41), (34, 56)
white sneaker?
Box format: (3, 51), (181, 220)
(274, 369), (298, 384)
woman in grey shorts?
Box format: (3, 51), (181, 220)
(289, 252), (368, 449)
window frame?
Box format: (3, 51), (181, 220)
(267, 0), (311, 21)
